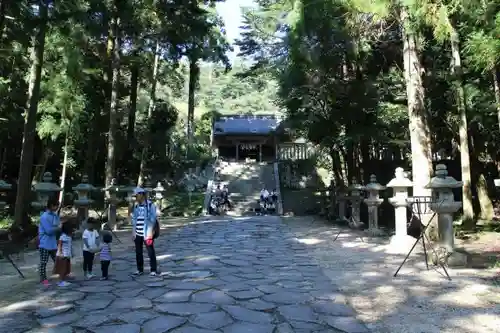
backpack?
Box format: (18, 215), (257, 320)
(135, 201), (160, 239)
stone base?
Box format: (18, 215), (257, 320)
(427, 248), (468, 268)
(367, 228), (385, 237)
(386, 234), (418, 255)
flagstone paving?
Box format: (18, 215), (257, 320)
(0, 216), (368, 333)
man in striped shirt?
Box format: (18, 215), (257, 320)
(131, 187), (158, 276)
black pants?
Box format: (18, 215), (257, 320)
(101, 260), (110, 278)
(82, 250), (95, 273)
(39, 248), (56, 281)
(134, 236), (157, 273)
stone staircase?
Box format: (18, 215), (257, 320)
(216, 162), (277, 215)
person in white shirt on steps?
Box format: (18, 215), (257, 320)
(260, 188), (269, 202)
(260, 188), (270, 212)
(82, 218), (100, 279)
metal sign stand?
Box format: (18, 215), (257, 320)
(393, 196), (451, 280)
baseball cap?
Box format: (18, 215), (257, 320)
(134, 187), (146, 195)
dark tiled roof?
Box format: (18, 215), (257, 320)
(213, 114), (280, 135)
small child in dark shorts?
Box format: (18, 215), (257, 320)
(100, 232), (112, 280)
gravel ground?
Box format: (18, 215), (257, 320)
(284, 216), (500, 333)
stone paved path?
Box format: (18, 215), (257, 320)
(0, 216), (368, 333)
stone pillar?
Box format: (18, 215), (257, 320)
(73, 175), (96, 230)
(364, 175), (385, 236)
(104, 178), (120, 231)
(259, 144), (262, 162)
(154, 181), (166, 211)
(386, 167), (414, 254)
(426, 164), (465, 266)
(347, 178), (365, 224)
(123, 180), (136, 221)
(337, 189), (348, 220)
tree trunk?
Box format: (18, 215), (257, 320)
(104, 12), (120, 190)
(359, 139), (370, 183)
(345, 140), (355, 184)
(127, 62), (139, 148)
(0, 147), (6, 177)
(32, 142), (53, 184)
(493, 67), (500, 133)
(400, 7), (433, 196)
(58, 129), (70, 207)
(137, 41), (160, 186)
(187, 59), (199, 153)
(450, 26), (474, 223)
(0, 0), (7, 45)
(330, 147), (345, 188)
(13, 0), (48, 227)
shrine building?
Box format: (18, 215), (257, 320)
(212, 114), (314, 162)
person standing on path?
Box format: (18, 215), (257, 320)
(38, 197), (60, 286)
(100, 232), (112, 280)
(54, 221), (73, 287)
(131, 187), (158, 276)
(82, 218), (100, 279)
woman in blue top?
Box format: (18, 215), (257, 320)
(38, 197), (60, 286)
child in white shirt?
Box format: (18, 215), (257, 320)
(55, 222), (73, 287)
(82, 218), (100, 279)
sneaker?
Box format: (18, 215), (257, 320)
(58, 281), (71, 287)
(149, 272), (158, 277)
(41, 280), (50, 287)
(131, 271), (143, 276)
(87, 273), (96, 279)
(100, 277), (108, 281)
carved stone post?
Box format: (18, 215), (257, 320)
(123, 179), (136, 219)
(104, 178), (120, 231)
(386, 168), (414, 254)
(73, 175), (96, 230)
(337, 188), (348, 221)
(347, 178), (365, 224)
(154, 181), (166, 211)
(364, 175), (385, 236)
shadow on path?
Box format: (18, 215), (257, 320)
(283, 216), (500, 333)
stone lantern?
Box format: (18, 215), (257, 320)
(32, 172), (62, 211)
(122, 179), (136, 217)
(364, 174), (385, 236)
(346, 178), (365, 225)
(386, 167), (414, 254)
(0, 180), (12, 210)
(72, 175), (97, 229)
(336, 187), (348, 221)
(104, 178), (121, 231)
(425, 164), (465, 266)
(144, 178), (153, 200)
(154, 181), (166, 210)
